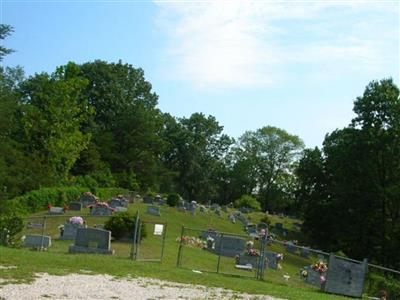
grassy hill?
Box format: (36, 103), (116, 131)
(0, 201), (350, 300)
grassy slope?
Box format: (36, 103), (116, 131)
(0, 202), (349, 300)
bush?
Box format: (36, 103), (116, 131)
(366, 272), (400, 300)
(234, 195), (261, 211)
(259, 215), (271, 227)
(104, 212), (146, 240)
(0, 214), (24, 246)
(4, 186), (129, 215)
(167, 193), (181, 207)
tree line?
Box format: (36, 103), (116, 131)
(1, 24), (399, 269)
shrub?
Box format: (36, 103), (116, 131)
(366, 272), (400, 300)
(5, 186), (128, 215)
(104, 212), (146, 240)
(259, 215), (271, 227)
(234, 195), (261, 211)
(167, 193), (181, 207)
(0, 214), (24, 246)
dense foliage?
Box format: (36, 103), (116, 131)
(296, 79), (400, 269)
(1, 25), (399, 270)
(104, 212), (146, 240)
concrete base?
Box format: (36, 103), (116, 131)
(69, 245), (114, 255)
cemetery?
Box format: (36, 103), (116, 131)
(1, 197), (399, 300)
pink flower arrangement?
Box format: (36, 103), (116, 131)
(69, 216), (84, 225)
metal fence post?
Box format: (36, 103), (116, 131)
(40, 216), (47, 251)
(176, 226), (185, 268)
(216, 233), (223, 273)
(160, 223), (167, 263)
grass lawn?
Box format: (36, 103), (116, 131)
(0, 202), (351, 300)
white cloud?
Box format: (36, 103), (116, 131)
(155, 0), (399, 89)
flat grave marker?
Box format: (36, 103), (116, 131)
(147, 205), (161, 216)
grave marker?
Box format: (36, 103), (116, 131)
(69, 228), (114, 255)
(60, 222), (86, 240)
(213, 235), (246, 257)
(24, 235), (51, 249)
(48, 207), (64, 215)
(147, 205), (161, 216)
(324, 255), (368, 298)
(69, 202), (82, 211)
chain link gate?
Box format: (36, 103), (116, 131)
(131, 211), (167, 262)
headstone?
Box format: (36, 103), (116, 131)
(213, 236), (246, 257)
(69, 202), (82, 211)
(24, 235), (51, 249)
(177, 206), (186, 213)
(257, 222), (269, 231)
(189, 204), (196, 215)
(236, 214), (248, 225)
(147, 205), (161, 216)
(300, 247), (311, 258)
(229, 214), (236, 223)
(108, 199), (127, 208)
(237, 254), (263, 269)
(26, 222), (45, 229)
(48, 207), (64, 215)
(246, 224), (258, 237)
(69, 228), (114, 255)
(79, 192), (97, 207)
(158, 199), (166, 206)
(210, 203), (220, 211)
(60, 222), (86, 240)
(183, 201), (191, 211)
(91, 205), (113, 216)
(324, 255), (368, 298)
(143, 196), (153, 204)
(304, 265), (324, 287)
(114, 206), (128, 213)
(265, 251), (278, 269)
(201, 229), (218, 240)
(199, 205), (207, 213)
(239, 207), (252, 214)
(215, 208), (222, 217)
(286, 242), (297, 254)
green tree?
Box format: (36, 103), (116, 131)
(0, 24), (14, 61)
(232, 126), (304, 211)
(297, 78), (400, 269)
(162, 113), (233, 202)
(69, 60), (165, 190)
(20, 64), (92, 182)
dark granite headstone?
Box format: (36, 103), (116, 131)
(147, 205), (161, 216)
(91, 206), (113, 216)
(69, 228), (114, 255)
(300, 247), (310, 258)
(286, 242), (297, 254)
(237, 254), (261, 269)
(213, 236), (246, 257)
(246, 224), (258, 237)
(324, 255), (368, 298)
(143, 196), (153, 204)
(264, 251), (278, 269)
(60, 222), (86, 240)
(69, 202), (82, 211)
(79, 193), (97, 207)
(257, 222), (269, 231)
(24, 235), (51, 248)
(304, 265), (324, 287)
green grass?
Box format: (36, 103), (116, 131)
(0, 202), (350, 300)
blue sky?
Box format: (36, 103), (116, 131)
(1, 0), (399, 147)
